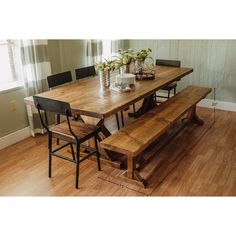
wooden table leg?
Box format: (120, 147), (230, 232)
(187, 105), (204, 125)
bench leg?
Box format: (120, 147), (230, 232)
(127, 155), (135, 179)
(187, 105), (204, 125)
(118, 155), (148, 188)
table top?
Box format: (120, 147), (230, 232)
(34, 65), (193, 119)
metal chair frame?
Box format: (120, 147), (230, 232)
(155, 59), (181, 100)
(75, 66), (96, 80)
(47, 71), (74, 144)
(33, 96), (101, 189)
(47, 71), (73, 88)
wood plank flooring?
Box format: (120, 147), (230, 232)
(0, 107), (236, 196)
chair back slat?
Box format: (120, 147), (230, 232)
(47, 71), (72, 88)
(33, 96), (72, 117)
(156, 59), (181, 67)
(75, 66), (96, 80)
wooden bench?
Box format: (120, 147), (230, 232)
(100, 86), (212, 187)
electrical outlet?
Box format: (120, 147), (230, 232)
(10, 100), (16, 111)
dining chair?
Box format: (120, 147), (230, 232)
(75, 65), (96, 80)
(75, 65), (124, 130)
(47, 71), (73, 88)
(155, 59), (181, 100)
(33, 96), (101, 189)
(47, 71), (73, 144)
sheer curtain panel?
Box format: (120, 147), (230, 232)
(16, 40), (52, 96)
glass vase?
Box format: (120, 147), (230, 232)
(135, 60), (145, 78)
(119, 65), (126, 75)
(119, 62), (135, 75)
(125, 64), (131, 73)
(135, 58), (155, 80)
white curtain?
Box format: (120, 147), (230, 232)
(86, 39), (126, 65)
(111, 39), (125, 55)
(86, 39), (103, 65)
(13, 40), (52, 96)
(6, 40), (17, 82)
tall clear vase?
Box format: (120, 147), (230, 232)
(125, 64), (130, 73)
(119, 66), (125, 75)
(119, 63), (134, 75)
(135, 60), (145, 79)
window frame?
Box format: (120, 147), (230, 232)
(0, 40), (23, 93)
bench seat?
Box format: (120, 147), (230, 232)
(101, 86), (212, 157)
(100, 86), (212, 187)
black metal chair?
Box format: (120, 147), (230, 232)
(47, 71), (73, 126)
(155, 59), (181, 100)
(47, 71), (72, 88)
(33, 96), (101, 189)
(75, 66), (96, 80)
(75, 65), (124, 130)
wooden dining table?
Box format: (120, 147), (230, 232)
(35, 65), (193, 167)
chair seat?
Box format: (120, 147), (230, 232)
(161, 82), (177, 90)
(50, 120), (99, 142)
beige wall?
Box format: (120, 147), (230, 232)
(48, 40), (62, 74)
(58, 40), (88, 80)
(0, 87), (28, 137)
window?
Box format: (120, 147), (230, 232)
(101, 40), (119, 59)
(0, 40), (22, 92)
(102, 40), (112, 59)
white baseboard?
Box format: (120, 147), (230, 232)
(157, 91), (236, 112)
(197, 99), (236, 112)
(0, 126), (31, 150)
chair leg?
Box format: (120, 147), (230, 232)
(94, 136), (101, 171)
(75, 142), (80, 189)
(48, 134), (52, 178)
(167, 89), (171, 99)
(133, 104), (136, 118)
(56, 114), (60, 124)
(70, 143), (75, 160)
(56, 114), (60, 145)
(45, 111), (49, 126)
(115, 113), (120, 130)
(174, 87), (176, 95)
(121, 111), (124, 127)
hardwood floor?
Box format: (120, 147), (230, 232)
(0, 107), (236, 196)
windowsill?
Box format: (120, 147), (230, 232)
(0, 81), (24, 94)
